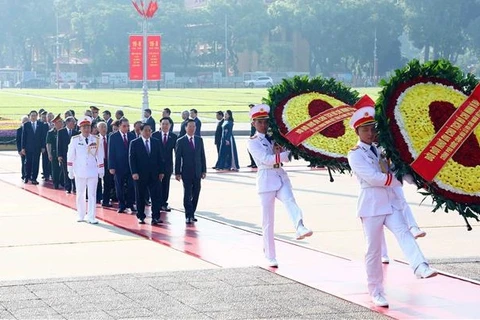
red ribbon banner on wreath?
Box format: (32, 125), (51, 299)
(283, 105), (356, 146)
(411, 84), (480, 181)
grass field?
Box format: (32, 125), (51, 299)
(0, 87), (382, 129)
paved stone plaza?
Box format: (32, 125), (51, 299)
(0, 135), (478, 319)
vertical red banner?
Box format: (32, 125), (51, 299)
(147, 35), (161, 81)
(129, 35), (143, 81)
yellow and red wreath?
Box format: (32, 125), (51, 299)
(267, 76), (359, 172)
(376, 59), (480, 224)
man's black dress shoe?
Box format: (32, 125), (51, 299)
(102, 203), (113, 208)
(31, 180), (39, 185)
(192, 217), (198, 222)
(151, 219), (162, 226)
(161, 206), (172, 212)
(186, 218), (193, 224)
(117, 208), (126, 213)
(138, 218), (146, 224)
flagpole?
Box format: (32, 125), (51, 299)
(142, 16), (148, 121)
(132, 0), (159, 121)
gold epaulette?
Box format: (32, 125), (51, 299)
(71, 135), (80, 140)
(250, 135), (258, 139)
(350, 145), (360, 151)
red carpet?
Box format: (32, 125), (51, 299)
(2, 173), (479, 319)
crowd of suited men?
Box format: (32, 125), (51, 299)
(16, 105), (211, 224)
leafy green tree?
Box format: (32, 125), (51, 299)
(403, 0), (478, 62)
(204, 0), (271, 75)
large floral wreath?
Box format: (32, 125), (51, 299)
(376, 59), (480, 227)
(265, 76), (359, 173)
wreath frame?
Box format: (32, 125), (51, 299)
(264, 76), (359, 173)
(376, 59), (480, 225)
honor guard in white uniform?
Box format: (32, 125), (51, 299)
(347, 95), (437, 308)
(247, 104), (313, 268)
(67, 116), (105, 224)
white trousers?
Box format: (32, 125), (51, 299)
(75, 177), (98, 222)
(361, 210), (427, 296)
(259, 183), (303, 260)
(381, 203), (419, 257)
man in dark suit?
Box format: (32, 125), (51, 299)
(214, 111), (224, 154)
(175, 119), (207, 224)
(153, 117), (177, 212)
(21, 110), (47, 184)
(39, 110), (51, 181)
(108, 118), (136, 213)
(46, 114), (63, 189)
(97, 121), (114, 207)
(102, 110), (113, 133)
(179, 110), (189, 137)
(57, 116), (78, 193)
(162, 108), (174, 133)
(144, 108), (156, 132)
(16, 116), (29, 180)
(132, 121), (142, 138)
(129, 123), (165, 225)
(189, 108), (202, 136)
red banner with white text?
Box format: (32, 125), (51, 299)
(129, 35), (143, 81)
(147, 35), (161, 81)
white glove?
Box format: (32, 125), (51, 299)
(403, 174), (414, 184)
(68, 172), (75, 180)
(99, 173), (105, 179)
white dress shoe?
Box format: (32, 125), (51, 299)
(296, 225), (313, 240)
(88, 219), (99, 224)
(410, 226), (427, 239)
(77, 216), (85, 222)
(381, 256), (390, 264)
(266, 258), (278, 268)
(372, 294), (389, 307)
(415, 263), (438, 279)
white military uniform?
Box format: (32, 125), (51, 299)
(348, 141), (430, 296)
(246, 101), (318, 265)
(247, 132), (304, 260)
(67, 133), (104, 223)
(348, 96), (436, 307)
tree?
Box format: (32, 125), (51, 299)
(403, 0), (478, 62)
(204, 0), (271, 76)
(0, 0), (56, 72)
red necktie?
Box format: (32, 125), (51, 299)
(189, 137), (195, 150)
(163, 133), (167, 145)
(123, 134), (128, 148)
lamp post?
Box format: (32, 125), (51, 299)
(373, 28), (378, 82)
(132, 0), (158, 120)
(224, 13), (228, 79)
(56, 12), (60, 89)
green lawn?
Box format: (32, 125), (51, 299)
(0, 87), (382, 128)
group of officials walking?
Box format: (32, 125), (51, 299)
(17, 106), (206, 226)
(17, 100), (438, 308)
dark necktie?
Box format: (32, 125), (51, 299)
(123, 134), (128, 148)
(68, 129), (71, 137)
(370, 145), (378, 157)
(85, 137), (89, 145)
(145, 139), (150, 155)
(103, 136), (107, 160)
(32, 122), (36, 133)
(265, 134), (273, 144)
(163, 133), (167, 145)
(189, 137), (195, 150)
